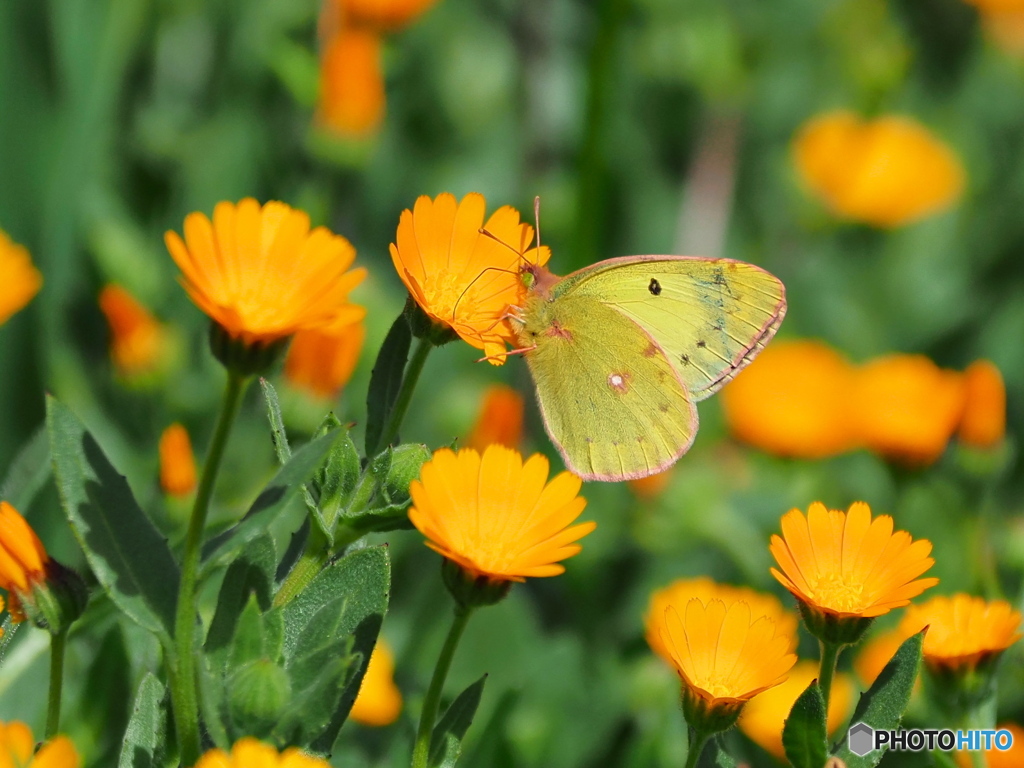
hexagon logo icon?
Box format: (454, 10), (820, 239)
(848, 722), (875, 757)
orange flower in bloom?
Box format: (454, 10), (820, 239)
(854, 626), (911, 686)
(954, 723), (1024, 768)
(0, 501), (50, 620)
(770, 502), (938, 620)
(285, 317), (365, 400)
(159, 424), (198, 497)
(318, 27), (385, 137)
(99, 285), (166, 377)
(958, 360), (1006, 448)
(349, 639), (403, 726)
(0, 230), (42, 326)
(466, 384), (525, 451)
(408, 445), (595, 582)
(645, 577), (799, 664)
(721, 340), (858, 458)
(739, 660), (855, 758)
(165, 199), (365, 345)
(660, 599), (796, 710)
(339, 0), (440, 30)
(389, 193), (550, 363)
(852, 354), (966, 465)
(900, 594), (1022, 671)
(794, 111), (964, 227)
(195, 738), (329, 768)
(0, 721), (79, 768)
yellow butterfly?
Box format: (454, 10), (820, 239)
(511, 255), (786, 482)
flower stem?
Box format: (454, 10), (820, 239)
(273, 524), (361, 608)
(818, 640), (843, 713)
(45, 630), (67, 739)
(683, 726), (711, 768)
(411, 606), (475, 768)
(373, 337), (432, 457)
(170, 370), (249, 766)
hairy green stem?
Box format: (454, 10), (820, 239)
(273, 524), (361, 608)
(683, 727), (711, 768)
(373, 338), (432, 457)
(818, 640), (843, 713)
(45, 631), (67, 739)
(411, 606), (475, 768)
(170, 371), (249, 766)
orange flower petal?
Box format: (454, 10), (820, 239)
(0, 230), (42, 326)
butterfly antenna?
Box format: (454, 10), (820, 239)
(476, 344), (536, 364)
(451, 264), (521, 320)
(533, 195), (542, 253)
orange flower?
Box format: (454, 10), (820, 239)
(0, 721), (79, 768)
(721, 339), (858, 458)
(852, 354), (967, 465)
(770, 502), (938, 620)
(466, 384), (524, 451)
(981, 11), (1024, 55)
(739, 660), (855, 759)
(285, 317), (365, 400)
(159, 424), (198, 497)
(660, 599), (796, 715)
(389, 193), (550, 363)
(0, 501), (50, 620)
(338, 0), (440, 30)
(0, 230), (42, 326)
(349, 639), (403, 726)
(99, 285), (166, 377)
(645, 577), (799, 665)
(165, 199), (365, 345)
(958, 360), (1006, 448)
(794, 111), (965, 227)
(195, 738), (329, 768)
(408, 445), (594, 582)
(854, 626), (912, 686)
(954, 723), (1024, 768)
(318, 27), (385, 137)
(900, 594), (1022, 671)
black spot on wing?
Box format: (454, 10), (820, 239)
(648, 278), (662, 296)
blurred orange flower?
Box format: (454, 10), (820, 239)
(408, 445), (594, 582)
(627, 469), (673, 500)
(954, 722), (1024, 768)
(900, 594), (1022, 672)
(852, 354), (967, 465)
(721, 339), (857, 458)
(0, 501), (50, 620)
(0, 721), (79, 768)
(99, 285), (166, 377)
(958, 360), (1006, 448)
(318, 27), (385, 137)
(645, 577), (799, 665)
(854, 626), (912, 687)
(165, 199), (365, 345)
(0, 229), (42, 326)
(339, 0), (440, 30)
(466, 384), (524, 451)
(349, 639), (403, 726)
(195, 738), (328, 768)
(739, 660), (855, 758)
(160, 424), (198, 498)
(285, 318), (366, 400)
(389, 193), (550, 363)
(794, 111), (964, 227)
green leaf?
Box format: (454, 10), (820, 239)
(118, 673), (168, 768)
(782, 679), (827, 768)
(430, 675), (487, 768)
(832, 631), (924, 767)
(229, 595), (268, 668)
(200, 428), (342, 575)
(280, 546), (390, 752)
(346, 442), (430, 534)
(364, 311), (411, 456)
(260, 378), (293, 465)
(311, 413), (361, 535)
(47, 396), (179, 641)
(0, 427), (51, 511)
(706, 736), (738, 768)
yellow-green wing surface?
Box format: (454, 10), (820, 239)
(561, 256), (786, 401)
(521, 293), (697, 481)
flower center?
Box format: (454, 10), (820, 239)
(422, 271), (480, 323)
(807, 573), (867, 613)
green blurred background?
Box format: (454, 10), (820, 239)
(1, 0), (1023, 765)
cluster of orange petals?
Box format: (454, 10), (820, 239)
(0, 501), (50, 621)
(0, 229), (42, 326)
(659, 599), (797, 706)
(348, 639), (403, 726)
(408, 445), (595, 582)
(285, 317), (366, 400)
(794, 111), (965, 227)
(195, 738), (329, 768)
(738, 660), (855, 758)
(466, 384), (525, 452)
(159, 424), (198, 497)
(901, 593), (1022, 671)
(391, 193), (550, 363)
(770, 502), (938, 619)
(722, 339), (1005, 464)
(165, 199), (365, 345)
(0, 721), (79, 768)
(645, 577), (799, 665)
(99, 285), (166, 377)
